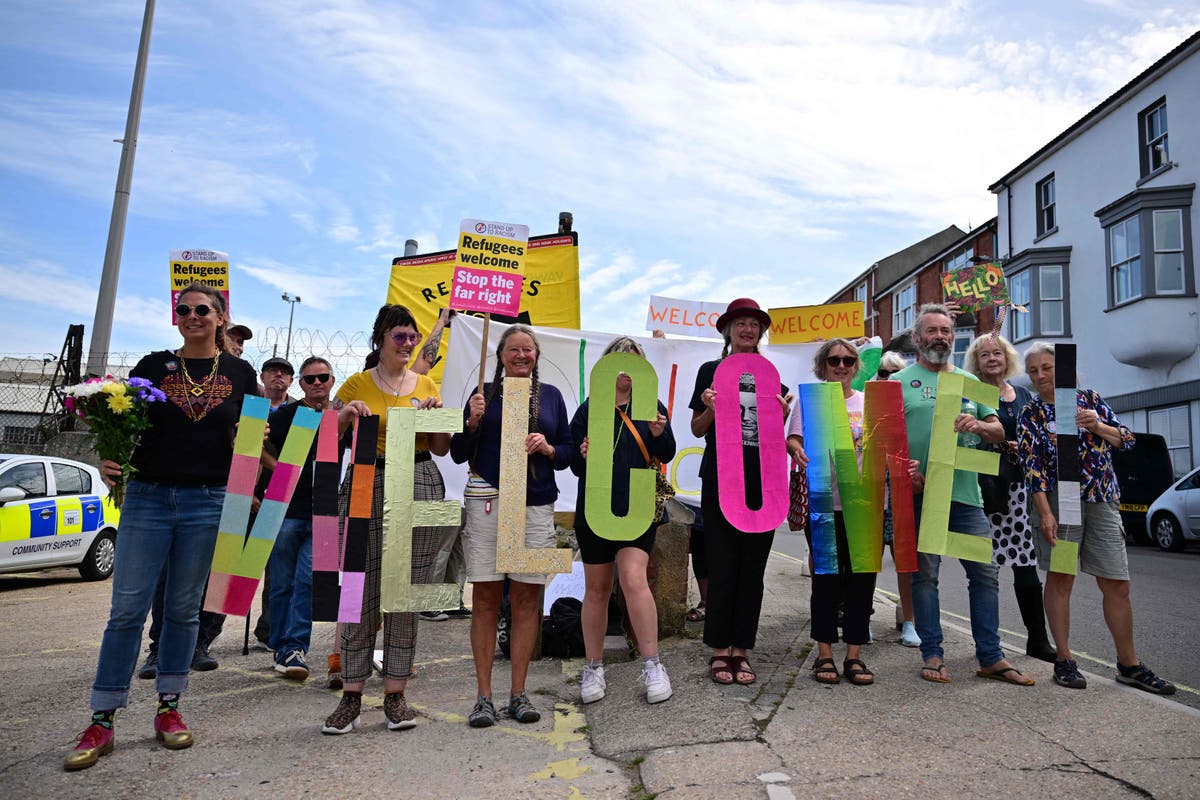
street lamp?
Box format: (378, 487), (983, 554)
(282, 292), (301, 361)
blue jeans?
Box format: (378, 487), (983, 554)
(911, 497), (1003, 667)
(268, 517), (313, 656)
(91, 480), (225, 710)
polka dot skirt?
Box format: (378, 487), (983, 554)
(988, 481), (1036, 567)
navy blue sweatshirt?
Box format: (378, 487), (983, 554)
(449, 382), (573, 506)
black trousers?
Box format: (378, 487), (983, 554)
(701, 484), (774, 650)
(806, 511), (876, 646)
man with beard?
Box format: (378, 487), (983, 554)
(893, 304), (1034, 687)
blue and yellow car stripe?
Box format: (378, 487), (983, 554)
(0, 495), (107, 542)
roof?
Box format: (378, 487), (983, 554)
(989, 29), (1200, 192)
(823, 225), (967, 304)
(873, 225), (967, 297)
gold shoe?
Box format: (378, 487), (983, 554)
(64, 724), (114, 770)
(153, 709), (194, 750)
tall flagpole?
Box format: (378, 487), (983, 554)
(86, 0), (156, 377)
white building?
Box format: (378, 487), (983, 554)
(990, 30), (1200, 477)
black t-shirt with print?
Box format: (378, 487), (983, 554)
(688, 358), (788, 497)
(129, 350), (261, 486)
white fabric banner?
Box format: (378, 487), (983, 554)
(437, 314), (825, 511)
(644, 295), (728, 339)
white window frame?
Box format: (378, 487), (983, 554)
(1148, 405), (1192, 477)
(1152, 209), (1185, 295)
(952, 326), (974, 369)
(1142, 100), (1169, 175)
(1008, 270), (1031, 341)
(1039, 265), (1065, 335)
(892, 280), (917, 334)
(944, 246), (974, 272)
(1037, 174), (1056, 236)
(854, 281), (869, 322)
(1109, 216), (1143, 305)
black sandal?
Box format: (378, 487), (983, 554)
(812, 657), (840, 684)
(843, 658), (874, 686)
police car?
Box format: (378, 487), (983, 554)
(0, 455), (120, 580)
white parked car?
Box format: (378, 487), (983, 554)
(1145, 465), (1200, 552)
(0, 454), (120, 579)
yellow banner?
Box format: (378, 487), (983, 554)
(768, 301), (864, 344)
(170, 248), (230, 323)
(387, 233), (581, 385)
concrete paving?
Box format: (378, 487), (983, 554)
(2, 548), (1198, 799)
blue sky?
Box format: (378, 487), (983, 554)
(2, 1), (1198, 365)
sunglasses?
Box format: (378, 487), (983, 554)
(391, 332), (420, 345)
(301, 373), (332, 385)
(876, 369), (895, 378)
(826, 356), (857, 368)
(175, 303), (212, 318)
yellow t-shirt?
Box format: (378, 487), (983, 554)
(337, 370), (441, 455)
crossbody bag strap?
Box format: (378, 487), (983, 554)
(615, 405), (653, 467)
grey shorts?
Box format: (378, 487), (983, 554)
(1031, 491), (1129, 580)
(463, 497), (557, 585)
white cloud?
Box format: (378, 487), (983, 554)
(238, 257), (367, 311)
(225, 0), (1200, 259)
(0, 91), (317, 219)
(0, 257), (174, 357)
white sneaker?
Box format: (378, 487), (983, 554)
(643, 661), (672, 704)
(901, 620), (921, 648)
(581, 664), (606, 704)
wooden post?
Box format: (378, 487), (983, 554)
(478, 312), (490, 396)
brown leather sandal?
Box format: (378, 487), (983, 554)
(731, 655), (757, 685)
(843, 658), (875, 686)
(709, 655), (735, 685)
(813, 657), (840, 684)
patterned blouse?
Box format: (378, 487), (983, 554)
(1017, 388), (1134, 503)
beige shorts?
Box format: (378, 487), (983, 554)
(463, 497), (557, 585)
(1031, 491), (1130, 580)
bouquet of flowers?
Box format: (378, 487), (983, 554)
(64, 376), (166, 508)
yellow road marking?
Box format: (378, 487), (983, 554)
(530, 757), (591, 780)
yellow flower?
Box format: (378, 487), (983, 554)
(106, 393), (134, 414)
(102, 382), (126, 396)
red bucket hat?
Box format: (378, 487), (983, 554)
(715, 297), (771, 334)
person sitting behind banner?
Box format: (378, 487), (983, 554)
(450, 323), (573, 728)
(320, 304), (455, 735)
(570, 336), (676, 706)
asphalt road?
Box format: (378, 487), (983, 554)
(771, 531), (1200, 710)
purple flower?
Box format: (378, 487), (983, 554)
(127, 377), (153, 389)
(149, 388), (166, 402)
(64, 396), (76, 413)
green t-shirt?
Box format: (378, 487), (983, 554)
(892, 363), (997, 507)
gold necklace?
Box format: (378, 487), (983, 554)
(176, 348), (220, 421)
(177, 348), (220, 396)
